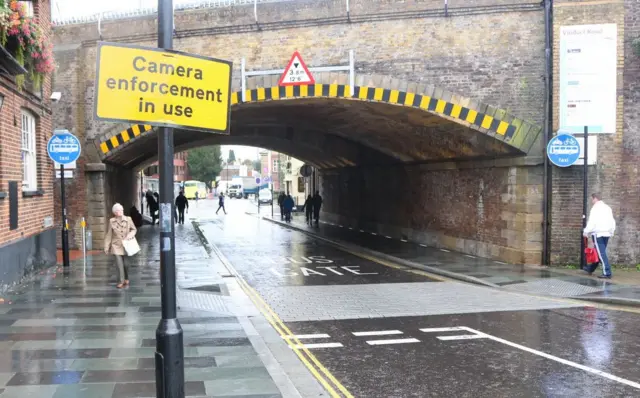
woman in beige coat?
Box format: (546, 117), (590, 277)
(104, 203), (137, 289)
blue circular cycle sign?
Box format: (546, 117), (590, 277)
(547, 133), (580, 167)
(47, 129), (81, 165)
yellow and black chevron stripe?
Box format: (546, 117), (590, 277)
(232, 84), (517, 139)
(100, 84), (519, 155)
(99, 124), (153, 154)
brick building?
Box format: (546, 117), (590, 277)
(144, 152), (190, 182)
(0, 0), (56, 290)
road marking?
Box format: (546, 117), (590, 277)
(494, 261), (506, 265)
(366, 338), (420, 346)
(283, 334), (331, 339)
(440, 249), (450, 252)
(371, 232), (377, 236)
(400, 239), (408, 242)
(348, 227), (353, 230)
(291, 343), (343, 349)
(359, 229), (365, 232)
(353, 330), (403, 336)
(459, 326), (640, 390)
(385, 236), (392, 239)
(419, 244), (428, 247)
(464, 255), (475, 258)
(437, 334), (486, 341)
(420, 327), (465, 333)
(339, 225), (344, 228)
(204, 237), (353, 398)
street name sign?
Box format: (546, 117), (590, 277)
(47, 130), (81, 165)
(278, 51), (315, 86)
(94, 42), (232, 133)
(547, 133), (581, 167)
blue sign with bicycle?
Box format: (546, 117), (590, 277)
(547, 133), (580, 167)
(47, 129), (81, 165)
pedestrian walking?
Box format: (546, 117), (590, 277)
(278, 192), (286, 220)
(216, 192), (227, 215)
(104, 203), (137, 289)
(312, 191), (323, 226)
(583, 193), (616, 279)
(195, 190), (199, 207)
(303, 194), (314, 225)
(175, 190), (189, 225)
(283, 194), (294, 222)
(145, 191), (158, 225)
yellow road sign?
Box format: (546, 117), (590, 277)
(94, 42), (232, 133)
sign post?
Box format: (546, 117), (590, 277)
(581, 126), (589, 270)
(93, 3), (232, 395)
(47, 129), (81, 269)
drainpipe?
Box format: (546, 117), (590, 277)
(542, 0), (553, 265)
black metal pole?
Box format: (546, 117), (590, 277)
(580, 126), (589, 270)
(155, 0), (184, 397)
(541, 0), (553, 266)
(60, 163), (70, 268)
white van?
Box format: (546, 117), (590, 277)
(258, 189), (273, 205)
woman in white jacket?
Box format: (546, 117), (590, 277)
(583, 193), (616, 279)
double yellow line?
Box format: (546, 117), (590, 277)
(209, 244), (353, 398)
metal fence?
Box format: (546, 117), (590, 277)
(52, 0), (284, 26)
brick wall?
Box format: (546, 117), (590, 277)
(320, 159), (544, 264)
(0, 0), (55, 251)
(550, 0), (639, 265)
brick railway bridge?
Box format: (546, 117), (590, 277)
(51, 0), (640, 266)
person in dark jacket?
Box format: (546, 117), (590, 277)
(145, 190), (159, 225)
(312, 191), (322, 225)
(216, 192), (227, 215)
(278, 192), (286, 220)
(175, 191), (189, 224)
(283, 194), (295, 222)
(130, 206), (143, 228)
(303, 194), (314, 225)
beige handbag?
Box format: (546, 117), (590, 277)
(122, 237), (140, 256)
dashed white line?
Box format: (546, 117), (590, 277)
(400, 239), (408, 243)
(283, 334), (331, 339)
(339, 225), (344, 228)
(359, 229), (365, 232)
(437, 334), (486, 341)
(366, 338), (420, 346)
(385, 236), (392, 239)
(348, 227), (353, 230)
(494, 261), (507, 265)
(419, 244), (428, 247)
(420, 327), (465, 333)
(353, 330), (403, 337)
(290, 342), (343, 349)
(464, 255), (475, 259)
(440, 249), (450, 252)
(371, 232), (378, 236)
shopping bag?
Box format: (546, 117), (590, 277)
(584, 238), (598, 264)
(122, 237), (141, 256)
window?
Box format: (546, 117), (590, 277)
(298, 177), (305, 193)
(273, 159), (279, 170)
(21, 110), (37, 191)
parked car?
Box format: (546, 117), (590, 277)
(258, 188), (273, 205)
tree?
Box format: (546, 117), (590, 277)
(227, 150), (236, 164)
(187, 146), (222, 188)
(242, 159), (253, 168)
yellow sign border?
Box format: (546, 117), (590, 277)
(93, 41), (233, 134)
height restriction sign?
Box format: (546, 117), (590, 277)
(278, 51), (315, 86)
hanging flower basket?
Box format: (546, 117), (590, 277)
(0, 0), (54, 89)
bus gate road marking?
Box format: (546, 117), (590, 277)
(366, 338), (421, 346)
(352, 330), (403, 337)
(290, 342), (344, 349)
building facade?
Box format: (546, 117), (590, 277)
(0, 0), (56, 290)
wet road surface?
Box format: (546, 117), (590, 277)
(194, 199), (640, 397)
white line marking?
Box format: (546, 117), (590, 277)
(420, 327), (465, 333)
(385, 236), (392, 239)
(366, 338), (420, 346)
(464, 255), (475, 258)
(440, 249), (450, 252)
(348, 227), (353, 230)
(290, 343), (343, 349)
(339, 225), (344, 228)
(494, 261), (506, 265)
(359, 229), (365, 232)
(371, 232), (378, 236)
(459, 327), (640, 389)
(437, 334), (487, 341)
(353, 330), (403, 337)
(400, 239), (408, 242)
(419, 244), (428, 247)
(283, 334), (330, 339)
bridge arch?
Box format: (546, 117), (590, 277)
(96, 77), (542, 169)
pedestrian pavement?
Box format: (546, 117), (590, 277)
(0, 222), (294, 398)
(261, 213), (640, 307)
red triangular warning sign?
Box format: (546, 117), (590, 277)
(278, 51), (315, 87)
